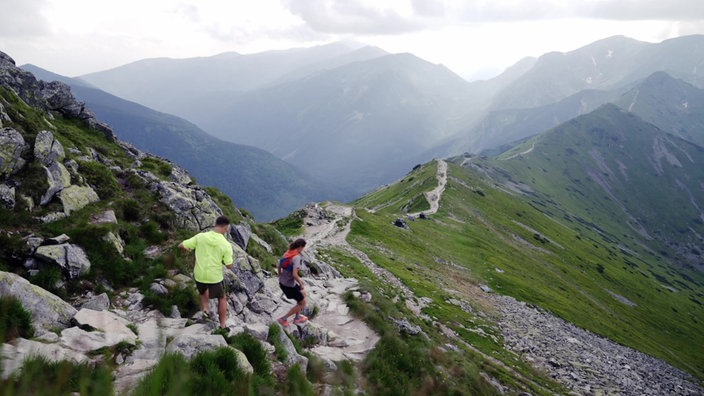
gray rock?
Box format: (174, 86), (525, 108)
(73, 308), (137, 343)
(58, 185), (99, 215)
(149, 179), (222, 232)
(244, 323), (270, 341)
(250, 233), (273, 254)
(40, 162), (71, 205)
(102, 231), (125, 255)
(229, 223), (251, 250)
(1, 338), (87, 380)
(143, 245), (161, 259)
(292, 321), (328, 346)
(34, 130), (65, 166)
(275, 326), (308, 371)
(0, 183), (15, 208)
(165, 334), (227, 360)
(394, 319), (423, 336)
(81, 293), (110, 311)
(0, 101), (9, 127)
(169, 164), (192, 185)
(169, 305), (181, 319)
(34, 243), (91, 279)
(480, 284), (493, 293)
(0, 271), (77, 331)
(149, 283), (168, 295)
(0, 127), (27, 177)
(90, 210), (117, 224)
(44, 234), (70, 245)
(229, 346), (254, 376)
(60, 326), (136, 353)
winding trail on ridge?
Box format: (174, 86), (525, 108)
(409, 159), (447, 218)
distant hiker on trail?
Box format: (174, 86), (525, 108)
(277, 238), (308, 326)
(178, 215), (233, 329)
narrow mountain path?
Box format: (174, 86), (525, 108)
(409, 159), (447, 217)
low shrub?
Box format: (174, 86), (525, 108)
(284, 364), (314, 396)
(131, 348), (250, 396)
(2, 356), (112, 395)
(77, 160), (120, 199)
(0, 296), (34, 342)
(227, 332), (271, 376)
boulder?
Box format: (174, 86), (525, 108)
(229, 346), (254, 376)
(40, 162), (71, 205)
(0, 127), (27, 177)
(291, 321), (328, 346)
(1, 338), (87, 380)
(149, 283), (168, 295)
(73, 308), (136, 341)
(0, 183), (15, 208)
(393, 218), (408, 229)
(81, 293), (110, 311)
(0, 271), (77, 330)
(33, 130), (65, 166)
(169, 164), (192, 185)
(90, 209), (117, 224)
(60, 326), (136, 353)
(102, 231), (125, 255)
(149, 179), (222, 232)
(394, 319), (423, 336)
(34, 243), (91, 279)
(165, 334), (227, 360)
(229, 223), (251, 250)
(275, 326), (308, 371)
(250, 233), (273, 254)
(57, 185), (99, 215)
(44, 234), (70, 245)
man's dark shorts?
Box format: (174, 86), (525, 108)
(196, 281), (225, 299)
(280, 283), (304, 302)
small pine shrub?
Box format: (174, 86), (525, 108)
(29, 267), (65, 298)
(15, 161), (49, 206)
(267, 323), (288, 362)
(119, 199), (142, 222)
(139, 221), (166, 244)
(140, 157), (172, 179)
(0, 296), (34, 342)
(142, 287), (198, 317)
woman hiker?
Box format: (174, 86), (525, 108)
(277, 238), (308, 326)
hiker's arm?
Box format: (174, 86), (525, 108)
(293, 270), (304, 290)
(178, 242), (191, 252)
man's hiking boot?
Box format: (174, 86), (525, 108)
(277, 317), (289, 326)
(293, 315), (308, 325)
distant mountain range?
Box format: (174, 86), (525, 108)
(77, 35), (704, 195)
(22, 65), (344, 221)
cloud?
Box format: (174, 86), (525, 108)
(0, 0), (50, 37)
(285, 0), (424, 34)
(585, 0), (704, 21)
(284, 0), (704, 36)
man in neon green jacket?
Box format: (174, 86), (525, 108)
(179, 216), (233, 329)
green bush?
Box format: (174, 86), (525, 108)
(119, 199), (142, 222)
(29, 267), (65, 298)
(283, 365), (313, 396)
(267, 324), (288, 362)
(78, 160), (120, 199)
(15, 161), (49, 206)
(0, 296), (34, 342)
(131, 348), (250, 396)
(139, 221), (166, 244)
(139, 157), (173, 179)
(142, 287), (198, 317)
(2, 356), (112, 395)
(272, 210), (305, 237)
(227, 332), (271, 376)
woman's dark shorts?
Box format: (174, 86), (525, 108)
(196, 281), (225, 299)
(280, 283), (304, 302)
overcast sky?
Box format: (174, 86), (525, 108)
(2, 0), (704, 81)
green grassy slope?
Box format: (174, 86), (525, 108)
(347, 119), (704, 381)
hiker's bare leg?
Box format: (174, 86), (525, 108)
(283, 298), (305, 319)
(200, 289), (210, 313)
(218, 296), (227, 328)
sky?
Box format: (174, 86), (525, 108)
(2, 0), (704, 81)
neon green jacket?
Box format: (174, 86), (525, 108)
(182, 231), (233, 283)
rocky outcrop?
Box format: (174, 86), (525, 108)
(0, 271), (77, 330)
(0, 51), (115, 142)
(141, 172), (222, 232)
(34, 130), (65, 166)
(164, 334), (227, 360)
(0, 127), (27, 177)
(81, 293), (110, 311)
(230, 223), (251, 250)
(34, 243), (91, 279)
